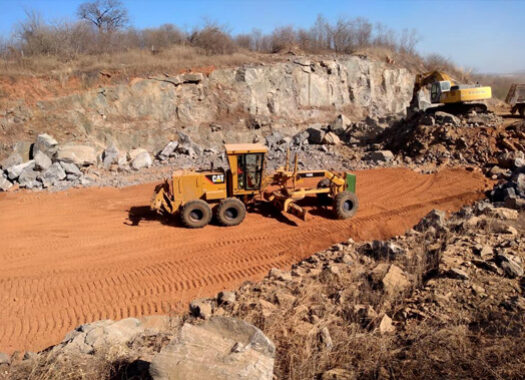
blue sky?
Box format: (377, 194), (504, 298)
(0, 0), (523, 73)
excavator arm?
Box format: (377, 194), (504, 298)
(410, 71), (456, 109)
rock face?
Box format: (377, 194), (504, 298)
(0, 57), (414, 156)
(150, 317), (275, 380)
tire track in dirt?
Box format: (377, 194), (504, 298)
(0, 167), (491, 353)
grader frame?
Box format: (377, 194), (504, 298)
(150, 143), (358, 228)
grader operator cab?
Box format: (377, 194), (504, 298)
(151, 143), (359, 228)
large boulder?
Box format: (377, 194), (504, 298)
(18, 166), (40, 189)
(32, 133), (58, 158)
(372, 263), (410, 296)
(497, 253), (523, 278)
(60, 161), (82, 177)
(102, 144), (119, 170)
(158, 141), (179, 161)
(434, 111), (460, 126)
(0, 173), (13, 192)
(131, 151), (153, 170)
(34, 151), (52, 171)
(322, 132), (341, 145)
(307, 124), (325, 144)
(330, 114), (351, 135)
(364, 150), (394, 162)
(150, 317), (275, 380)
(6, 160), (35, 180)
(56, 144), (97, 167)
(41, 162), (67, 187)
(0, 152), (23, 170)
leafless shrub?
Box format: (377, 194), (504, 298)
(270, 26), (296, 53)
(189, 23), (236, 55)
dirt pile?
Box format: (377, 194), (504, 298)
(4, 198), (523, 379)
(381, 112), (524, 170)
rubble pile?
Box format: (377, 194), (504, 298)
(381, 111), (523, 169)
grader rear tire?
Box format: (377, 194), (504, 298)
(333, 191), (359, 219)
(181, 200), (212, 228)
(216, 198), (246, 226)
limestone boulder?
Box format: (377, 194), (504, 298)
(0, 173), (13, 192)
(56, 144), (97, 166)
(323, 132), (341, 145)
(149, 317), (275, 380)
(6, 160), (35, 180)
(34, 151), (52, 171)
(32, 133), (58, 158)
(131, 151), (153, 170)
(157, 141), (179, 161)
(102, 144), (119, 170)
(0, 152), (23, 170)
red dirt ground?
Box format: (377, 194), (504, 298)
(0, 167), (491, 353)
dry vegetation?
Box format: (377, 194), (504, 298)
(0, 5), (517, 100)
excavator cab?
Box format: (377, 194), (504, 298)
(224, 144), (268, 196)
(431, 81), (451, 103)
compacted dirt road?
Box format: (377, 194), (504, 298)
(0, 167), (491, 353)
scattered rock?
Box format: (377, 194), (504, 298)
(0, 352), (9, 365)
(320, 326), (333, 349)
(364, 150), (394, 162)
(414, 209), (446, 232)
(269, 268), (292, 282)
(149, 317), (275, 380)
(218, 291), (236, 305)
(378, 314), (395, 334)
(447, 268), (469, 281)
(379, 264), (411, 296)
(323, 132), (341, 145)
(497, 253), (524, 278)
(322, 368), (357, 380)
(190, 299), (213, 319)
(434, 111), (460, 126)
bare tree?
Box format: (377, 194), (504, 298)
(77, 0), (128, 33)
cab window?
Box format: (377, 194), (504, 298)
(237, 153), (264, 190)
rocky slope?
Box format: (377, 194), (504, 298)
(0, 56), (413, 158)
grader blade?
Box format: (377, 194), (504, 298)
(286, 201), (308, 221)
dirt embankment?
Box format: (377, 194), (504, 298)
(0, 167), (491, 353)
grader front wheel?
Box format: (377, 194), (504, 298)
(333, 191), (359, 219)
(216, 198), (246, 226)
(181, 200), (212, 228)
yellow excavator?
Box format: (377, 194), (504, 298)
(410, 71), (492, 114)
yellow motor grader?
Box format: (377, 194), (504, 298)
(151, 143), (358, 228)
